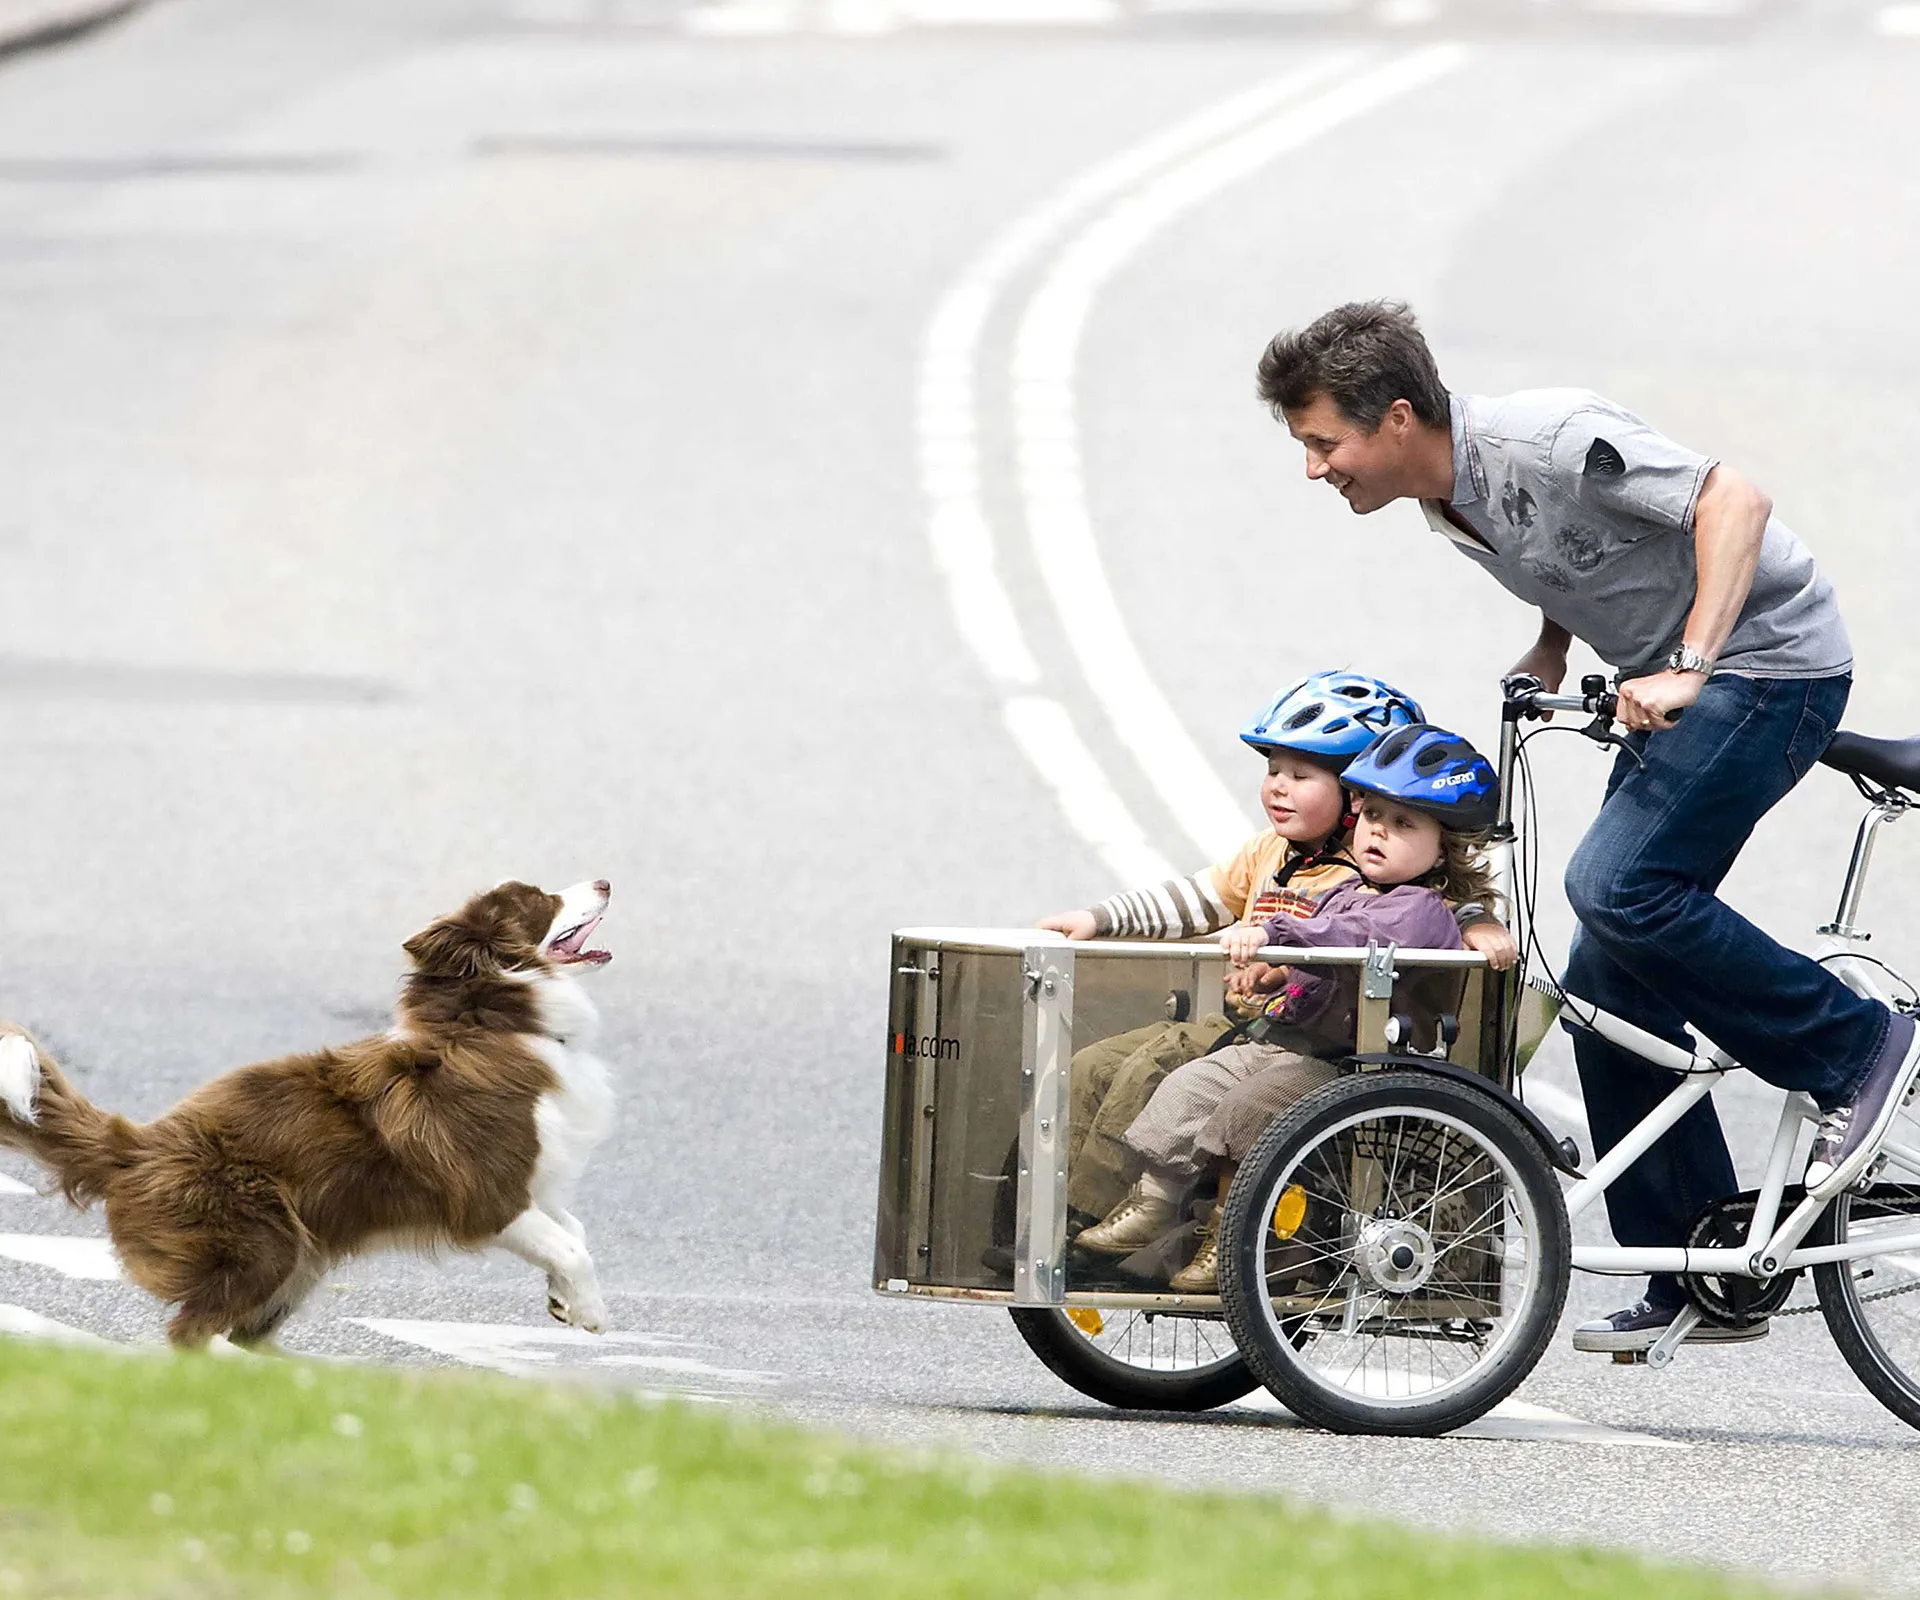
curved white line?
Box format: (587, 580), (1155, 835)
(918, 54), (1372, 882)
(1012, 44), (1471, 864)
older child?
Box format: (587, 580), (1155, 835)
(1074, 725), (1502, 1292)
(1037, 672), (1424, 1221)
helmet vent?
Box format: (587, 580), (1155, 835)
(1412, 741), (1454, 775)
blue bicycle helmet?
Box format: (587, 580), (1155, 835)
(1241, 671), (1424, 769)
(1342, 723), (1499, 832)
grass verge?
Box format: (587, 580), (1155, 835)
(0, 1336), (1779, 1599)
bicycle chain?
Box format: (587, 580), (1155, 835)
(1684, 1185), (1920, 1320)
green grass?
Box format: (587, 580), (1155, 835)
(0, 1338), (1777, 1600)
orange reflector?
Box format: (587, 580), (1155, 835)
(1066, 1308), (1105, 1337)
(1271, 1185), (1307, 1241)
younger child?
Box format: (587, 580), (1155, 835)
(1037, 672), (1424, 1222)
(1074, 725), (1503, 1292)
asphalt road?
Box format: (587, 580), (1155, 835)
(4, 0), (1920, 1589)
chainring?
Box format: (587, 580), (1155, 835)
(1681, 1194), (1802, 1328)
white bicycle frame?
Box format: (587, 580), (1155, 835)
(1496, 688), (1918, 1364)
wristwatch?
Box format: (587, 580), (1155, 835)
(1667, 643), (1714, 676)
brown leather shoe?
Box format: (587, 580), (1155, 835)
(1074, 1185), (1179, 1255)
(1168, 1223), (1219, 1293)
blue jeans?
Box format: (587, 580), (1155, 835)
(1561, 671), (1886, 1309)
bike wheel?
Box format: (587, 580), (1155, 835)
(1812, 1184), (1920, 1431)
(1008, 1306), (1256, 1411)
(1218, 1071), (1570, 1436)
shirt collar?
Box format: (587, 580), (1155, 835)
(1448, 393), (1486, 506)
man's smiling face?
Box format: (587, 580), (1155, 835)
(1283, 391), (1420, 515)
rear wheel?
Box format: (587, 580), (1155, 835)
(1009, 1306), (1255, 1411)
(1812, 1184), (1920, 1431)
(1218, 1071), (1569, 1436)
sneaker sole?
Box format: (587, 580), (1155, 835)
(1808, 1026), (1920, 1199)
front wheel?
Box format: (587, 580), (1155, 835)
(1009, 1306), (1256, 1411)
(1218, 1071), (1570, 1437)
(1812, 1184), (1920, 1431)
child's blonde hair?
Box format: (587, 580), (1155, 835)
(1427, 829), (1502, 918)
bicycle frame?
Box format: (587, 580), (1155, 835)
(1492, 683), (1920, 1312)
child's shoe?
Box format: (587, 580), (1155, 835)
(1074, 1183), (1179, 1255)
(1168, 1220), (1219, 1293)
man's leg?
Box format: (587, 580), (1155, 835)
(1565, 924), (1737, 1311)
(1563, 673), (1881, 1106)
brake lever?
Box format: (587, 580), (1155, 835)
(1579, 712), (1646, 768)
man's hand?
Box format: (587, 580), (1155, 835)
(1507, 640), (1568, 692)
(1507, 617), (1572, 720)
(1461, 920), (1518, 972)
(1615, 669), (1703, 733)
(1227, 960), (1289, 997)
(1035, 909), (1097, 940)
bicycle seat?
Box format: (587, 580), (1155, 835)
(1821, 731), (1920, 795)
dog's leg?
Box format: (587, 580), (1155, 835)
(551, 1207), (587, 1245)
(229, 1255), (325, 1352)
(494, 1207), (608, 1333)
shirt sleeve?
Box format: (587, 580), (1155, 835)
(1088, 868), (1233, 939)
(1263, 886), (1464, 951)
(1551, 406), (1717, 536)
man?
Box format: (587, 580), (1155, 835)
(1255, 299), (1918, 1353)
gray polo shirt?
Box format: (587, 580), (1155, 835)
(1420, 390), (1851, 681)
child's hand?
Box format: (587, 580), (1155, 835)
(1462, 919), (1518, 972)
(1220, 925), (1268, 967)
(1227, 961), (1289, 997)
(1036, 910), (1097, 941)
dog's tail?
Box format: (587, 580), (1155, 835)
(0, 1027), (141, 1206)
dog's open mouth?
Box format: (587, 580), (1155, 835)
(548, 917), (612, 966)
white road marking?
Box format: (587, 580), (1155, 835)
(918, 54), (1367, 880)
(1234, 1387), (1684, 1446)
(1003, 697), (1176, 883)
(0, 1173), (35, 1197)
(0, 1301), (114, 1346)
(353, 1317), (780, 1392)
(1010, 45), (1468, 863)
(1878, 4), (1920, 34)
(0, 1233), (122, 1280)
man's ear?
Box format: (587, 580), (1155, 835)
(402, 915), (494, 978)
(1385, 397), (1415, 438)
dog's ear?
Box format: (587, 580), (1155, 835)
(402, 914), (495, 979)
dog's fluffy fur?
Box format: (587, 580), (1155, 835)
(0, 879), (617, 1348)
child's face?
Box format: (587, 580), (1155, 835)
(1353, 797), (1445, 886)
(1260, 754), (1346, 844)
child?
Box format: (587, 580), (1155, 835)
(1037, 672), (1425, 1223)
(1074, 724), (1503, 1293)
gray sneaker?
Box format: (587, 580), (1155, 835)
(1806, 1012), (1920, 1198)
(1572, 1299), (1769, 1354)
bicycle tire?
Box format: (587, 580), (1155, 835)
(1008, 1306), (1256, 1411)
(1218, 1071), (1570, 1437)
(1812, 1187), (1920, 1432)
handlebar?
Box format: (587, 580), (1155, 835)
(1503, 673), (1683, 728)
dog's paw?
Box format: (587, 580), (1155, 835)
(546, 1289), (608, 1334)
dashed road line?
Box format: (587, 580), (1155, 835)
(1009, 43), (1468, 864)
(1877, 3), (1920, 33)
(918, 52), (1366, 881)
(0, 1172), (34, 1196)
(0, 1231), (121, 1280)
(353, 1317), (780, 1396)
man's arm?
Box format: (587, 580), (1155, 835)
(1616, 464), (1770, 732)
(1508, 615), (1574, 692)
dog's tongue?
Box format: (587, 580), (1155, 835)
(553, 917), (610, 964)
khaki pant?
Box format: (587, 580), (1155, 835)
(1125, 1042), (1341, 1180)
(1065, 1014), (1229, 1217)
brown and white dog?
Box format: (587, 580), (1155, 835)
(0, 879), (617, 1348)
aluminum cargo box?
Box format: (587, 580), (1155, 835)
(874, 929), (1504, 1313)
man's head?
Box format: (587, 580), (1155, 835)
(1256, 300), (1452, 514)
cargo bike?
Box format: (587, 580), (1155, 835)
(875, 675), (1920, 1436)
